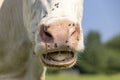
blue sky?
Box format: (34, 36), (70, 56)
(82, 0), (120, 42)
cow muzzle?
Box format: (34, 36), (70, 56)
(39, 19), (80, 68)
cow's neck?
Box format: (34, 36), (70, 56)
(0, 52), (44, 80)
(0, 0), (45, 80)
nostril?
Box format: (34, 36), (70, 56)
(44, 31), (52, 38)
(40, 25), (54, 43)
(70, 27), (77, 36)
(71, 30), (76, 36)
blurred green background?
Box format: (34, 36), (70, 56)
(46, 31), (120, 80)
(46, 0), (120, 79)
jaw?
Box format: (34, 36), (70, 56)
(40, 51), (77, 68)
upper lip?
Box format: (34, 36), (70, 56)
(43, 48), (75, 54)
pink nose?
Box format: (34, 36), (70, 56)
(40, 19), (80, 50)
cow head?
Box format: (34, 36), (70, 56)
(23, 0), (84, 68)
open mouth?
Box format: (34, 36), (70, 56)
(41, 51), (76, 68)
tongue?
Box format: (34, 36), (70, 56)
(48, 51), (72, 61)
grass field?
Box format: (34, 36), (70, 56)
(46, 74), (120, 80)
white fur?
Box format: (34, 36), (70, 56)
(0, 0), (84, 80)
(36, 0), (84, 54)
(0, 0), (3, 8)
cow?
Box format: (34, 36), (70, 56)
(0, 0), (84, 80)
